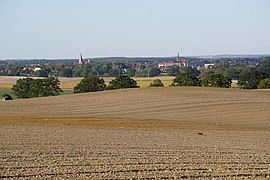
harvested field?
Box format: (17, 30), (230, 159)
(0, 76), (174, 90)
(1, 87), (270, 129)
(1, 87), (270, 179)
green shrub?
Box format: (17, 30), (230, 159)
(12, 77), (62, 98)
(257, 78), (270, 89)
(107, 75), (139, 90)
(201, 73), (232, 88)
(171, 73), (201, 86)
(74, 76), (106, 93)
(149, 79), (164, 87)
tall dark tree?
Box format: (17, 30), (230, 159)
(73, 76), (106, 93)
(107, 75), (139, 90)
(171, 73), (201, 86)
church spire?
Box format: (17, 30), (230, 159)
(79, 53), (84, 64)
(176, 52), (180, 62)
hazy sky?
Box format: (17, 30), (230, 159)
(0, 0), (270, 59)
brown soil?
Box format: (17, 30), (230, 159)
(1, 87), (270, 179)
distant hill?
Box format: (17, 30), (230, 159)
(192, 54), (270, 59)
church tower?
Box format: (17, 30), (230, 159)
(176, 52), (180, 62)
(79, 53), (84, 64)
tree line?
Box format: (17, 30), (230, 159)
(10, 76), (140, 99)
(1, 56), (269, 79)
(5, 58), (270, 99)
(9, 71), (270, 100)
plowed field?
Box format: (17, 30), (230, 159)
(1, 87), (270, 179)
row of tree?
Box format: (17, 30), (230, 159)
(0, 62), (161, 77)
(2, 57), (269, 79)
(171, 71), (270, 89)
(10, 71), (270, 99)
(11, 76), (140, 99)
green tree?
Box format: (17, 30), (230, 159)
(12, 78), (35, 98)
(60, 68), (73, 77)
(223, 67), (241, 80)
(257, 60), (270, 78)
(12, 77), (62, 98)
(167, 65), (180, 76)
(108, 69), (120, 77)
(181, 66), (201, 76)
(149, 68), (161, 77)
(107, 75), (139, 90)
(39, 77), (63, 96)
(238, 71), (265, 89)
(127, 68), (136, 77)
(73, 68), (82, 77)
(201, 73), (232, 88)
(149, 79), (164, 87)
(135, 69), (148, 77)
(257, 78), (270, 89)
(73, 76), (106, 93)
(35, 70), (49, 77)
(171, 73), (201, 86)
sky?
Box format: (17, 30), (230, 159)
(0, 0), (270, 59)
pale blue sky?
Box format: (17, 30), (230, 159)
(0, 0), (270, 59)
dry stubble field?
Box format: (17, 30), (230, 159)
(0, 76), (174, 90)
(0, 87), (270, 179)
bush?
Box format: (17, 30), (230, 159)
(201, 73), (232, 88)
(74, 76), (106, 93)
(171, 73), (201, 86)
(149, 79), (164, 87)
(257, 78), (270, 89)
(107, 75), (139, 90)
